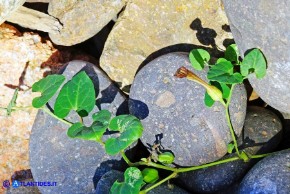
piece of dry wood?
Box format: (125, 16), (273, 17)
(7, 6), (62, 34)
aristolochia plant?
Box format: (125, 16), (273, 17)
(2, 44), (287, 194)
(175, 45), (267, 160)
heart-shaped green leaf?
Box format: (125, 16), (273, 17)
(216, 58), (228, 64)
(54, 71), (95, 118)
(225, 44), (239, 63)
(204, 81), (230, 107)
(32, 74), (65, 108)
(142, 168), (159, 184)
(105, 115), (143, 155)
(67, 122), (97, 141)
(67, 110), (111, 142)
(219, 83), (231, 100)
(92, 109), (111, 123)
(189, 49), (210, 70)
(204, 91), (215, 107)
(207, 61), (243, 84)
(110, 167), (143, 194)
(241, 48), (267, 78)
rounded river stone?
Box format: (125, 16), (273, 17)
(175, 106), (282, 193)
(129, 53), (247, 166)
(30, 61), (129, 193)
(96, 170), (190, 194)
(223, 0), (290, 113)
(239, 149), (290, 194)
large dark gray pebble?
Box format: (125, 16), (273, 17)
(175, 106), (282, 193)
(96, 170), (189, 194)
(223, 0), (290, 113)
(239, 149), (290, 194)
(30, 61), (129, 193)
(129, 53), (247, 166)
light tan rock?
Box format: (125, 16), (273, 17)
(0, 0), (25, 24)
(0, 24), (95, 182)
(100, 0), (233, 88)
(48, 0), (126, 46)
(1, 1), (61, 34)
(0, 24), (53, 183)
(7, 6), (62, 34)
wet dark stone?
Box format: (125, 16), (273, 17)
(223, 0), (290, 113)
(129, 52), (247, 166)
(239, 149), (290, 194)
(238, 106), (283, 155)
(95, 170), (190, 194)
(175, 106), (282, 193)
(30, 61), (130, 193)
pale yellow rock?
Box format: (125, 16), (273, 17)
(48, 0), (127, 45)
(0, 0), (25, 24)
(100, 0), (233, 87)
(0, 24), (56, 182)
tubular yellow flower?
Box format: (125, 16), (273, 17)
(175, 66), (225, 106)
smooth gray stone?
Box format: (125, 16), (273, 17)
(175, 106), (282, 193)
(30, 61), (129, 194)
(239, 149), (290, 194)
(223, 0), (290, 113)
(95, 170), (190, 194)
(129, 52), (247, 166)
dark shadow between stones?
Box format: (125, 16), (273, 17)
(96, 83), (118, 110)
(128, 98), (149, 120)
(93, 159), (126, 189)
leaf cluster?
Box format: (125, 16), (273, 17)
(32, 71), (143, 155)
(110, 167), (160, 194)
(189, 45), (267, 107)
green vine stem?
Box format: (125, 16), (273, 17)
(0, 106), (33, 111)
(0, 105), (73, 126)
(140, 172), (178, 194)
(121, 150), (240, 173)
(41, 107), (73, 126)
(225, 84), (241, 157)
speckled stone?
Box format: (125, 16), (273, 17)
(175, 106), (283, 193)
(223, 0), (290, 113)
(96, 170), (190, 194)
(238, 106), (283, 155)
(129, 53), (247, 166)
(239, 149), (290, 194)
(30, 61), (129, 193)
(48, 0), (126, 46)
